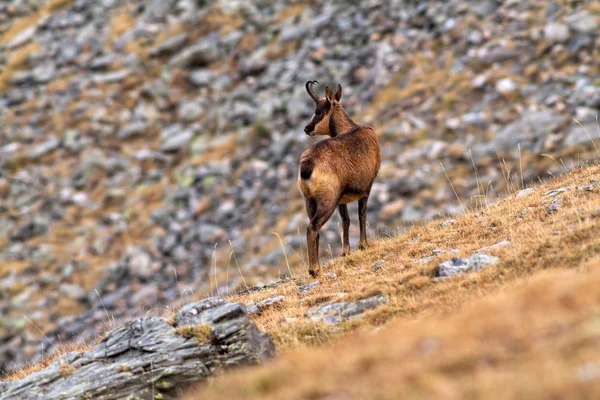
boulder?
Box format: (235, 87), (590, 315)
(0, 298), (275, 400)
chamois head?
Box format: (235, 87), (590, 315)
(304, 80), (342, 137)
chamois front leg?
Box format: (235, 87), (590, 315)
(358, 196), (369, 250)
(306, 200), (338, 277)
(337, 204), (350, 256)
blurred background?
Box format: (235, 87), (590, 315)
(0, 0), (598, 374)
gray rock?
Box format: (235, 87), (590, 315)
(11, 219), (48, 242)
(544, 23), (570, 43)
(149, 32), (189, 57)
(248, 295), (285, 315)
(117, 121), (147, 139)
(546, 198), (562, 215)
(160, 126), (194, 152)
(544, 186), (571, 197)
(92, 69), (131, 84)
(306, 294), (388, 324)
(189, 69), (216, 87)
(489, 110), (565, 154)
(60, 284), (87, 301)
(1, 299), (274, 400)
(437, 254), (500, 278)
(169, 40), (219, 68)
(26, 138), (60, 159)
(88, 55), (116, 71)
(32, 63), (56, 83)
(516, 188), (535, 197)
(128, 248), (153, 280)
(325, 272), (337, 279)
(178, 102), (203, 123)
(566, 11), (597, 33)
(142, 0), (177, 22)
(6, 26), (36, 49)
(299, 281), (320, 293)
(564, 122), (599, 148)
(496, 78), (517, 94)
(372, 260), (385, 271)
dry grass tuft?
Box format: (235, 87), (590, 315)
(115, 364), (131, 373)
(58, 362), (75, 378)
(176, 324), (213, 344)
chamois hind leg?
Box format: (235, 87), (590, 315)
(358, 196), (369, 250)
(307, 199), (338, 277)
(338, 204), (350, 256)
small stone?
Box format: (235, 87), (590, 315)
(544, 23), (570, 43)
(60, 284), (87, 301)
(305, 294), (388, 324)
(149, 33), (189, 57)
(32, 63), (57, 83)
(437, 254), (499, 278)
(432, 249), (446, 255)
(92, 69), (131, 84)
(118, 121), (148, 139)
(299, 281), (320, 293)
(189, 70), (216, 87)
(578, 185), (594, 192)
(546, 198), (562, 215)
(178, 102), (203, 123)
(544, 187), (571, 197)
(128, 249), (154, 280)
(372, 261), (385, 271)
(325, 272), (337, 279)
(27, 138), (60, 159)
(516, 188), (535, 197)
(566, 11), (597, 34)
(496, 78), (517, 94)
(7, 26), (36, 49)
(256, 295), (285, 311)
(161, 129), (193, 152)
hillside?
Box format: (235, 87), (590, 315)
(0, 0), (599, 378)
(183, 161), (600, 399)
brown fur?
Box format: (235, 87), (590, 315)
(299, 82), (382, 276)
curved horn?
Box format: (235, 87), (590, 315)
(305, 80), (320, 103)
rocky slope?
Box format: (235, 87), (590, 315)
(0, 0), (598, 373)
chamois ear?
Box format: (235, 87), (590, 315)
(325, 86), (336, 104)
(335, 84), (342, 102)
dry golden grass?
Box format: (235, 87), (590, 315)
(187, 265), (600, 400)
(179, 162), (600, 399)
(2, 341), (88, 381)
(176, 324), (213, 344)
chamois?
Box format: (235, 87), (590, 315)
(298, 81), (381, 277)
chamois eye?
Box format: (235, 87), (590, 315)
(315, 110), (322, 116)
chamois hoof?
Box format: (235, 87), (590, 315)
(308, 269), (320, 278)
(358, 242), (368, 251)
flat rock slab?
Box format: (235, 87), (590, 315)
(306, 294), (388, 325)
(1, 298), (275, 400)
(436, 254), (500, 279)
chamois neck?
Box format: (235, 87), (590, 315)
(329, 107), (358, 137)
